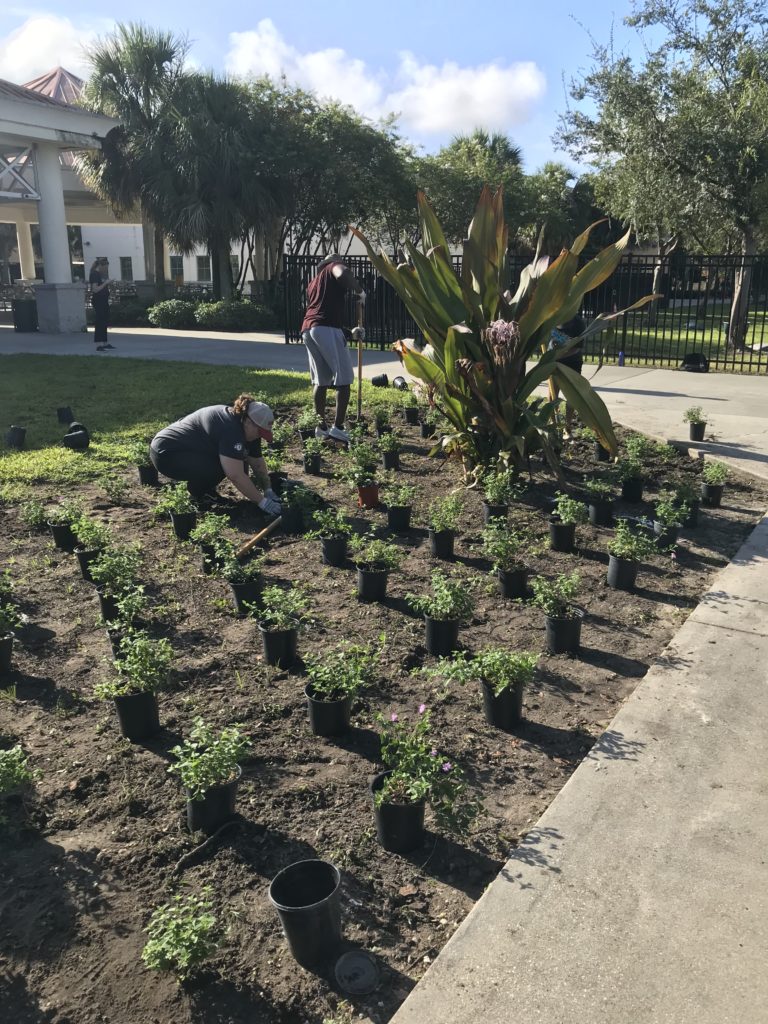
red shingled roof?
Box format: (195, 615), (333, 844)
(23, 66), (84, 106)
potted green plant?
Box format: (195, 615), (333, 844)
(302, 437), (324, 476)
(19, 499), (48, 532)
(479, 468), (517, 523)
(155, 483), (197, 540)
(190, 513), (231, 574)
(141, 889), (220, 980)
(89, 544), (142, 621)
(349, 534), (404, 602)
(429, 649), (538, 731)
(683, 406), (707, 442)
(616, 457), (645, 503)
(104, 586), (150, 655)
(383, 481), (416, 533)
(407, 569), (474, 657)
(583, 426), (610, 462)
(378, 431), (403, 471)
(373, 406), (392, 436)
(701, 461), (728, 507)
(0, 745), (36, 805)
(126, 438), (158, 486)
(0, 601), (21, 674)
(653, 491), (688, 548)
(297, 407), (320, 442)
(427, 494), (463, 559)
(94, 631), (172, 741)
(280, 483), (320, 534)
(307, 507), (355, 567)
(46, 499), (83, 552)
(269, 420), (294, 452)
(606, 519), (657, 590)
(583, 477), (614, 527)
(169, 718), (249, 834)
(400, 390), (420, 425)
(673, 479), (700, 527)
(339, 442), (380, 507)
(549, 492), (588, 552)
(481, 520), (537, 599)
(252, 585), (309, 668)
(265, 449), (287, 495)
(71, 515), (112, 582)
(218, 550), (266, 615)
(420, 406), (439, 439)
(303, 639), (380, 736)
(371, 706), (476, 853)
(530, 571), (583, 654)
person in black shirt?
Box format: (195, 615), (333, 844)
(89, 257), (114, 351)
(150, 394), (281, 515)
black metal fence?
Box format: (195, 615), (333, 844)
(284, 251), (768, 372)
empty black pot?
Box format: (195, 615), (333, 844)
(621, 477), (644, 503)
(230, 579), (262, 615)
(113, 690), (160, 741)
(321, 535), (347, 567)
(481, 678), (524, 731)
(269, 859), (342, 969)
(549, 518), (576, 553)
(5, 425), (26, 450)
(0, 634), (13, 674)
(56, 406), (74, 424)
(498, 566), (527, 599)
(305, 684), (352, 736)
(371, 373), (389, 388)
(381, 451), (400, 471)
(357, 566), (389, 602)
(653, 520), (680, 548)
(298, 427), (316, 442)
(482, 502), (507, 525)
(420, 421), (435, 439)
(48, 521), (77, 552)
(424, 615), (460, 657)
(186, 766), (241, 834)
(428, 528), (454, 560)
(62, 428), (90, 451)
(594, 441), (610, 462)
(700, 482), (723, 508)
(259, 622), (298, 669)
(545, 612), (583, 654)
(75, 547), (99, 582)
(137, 464), (158, 486)
(170, 510), (196, 541)
(392, 376), (409, 391)
(387, 505), (412, 533)
(303, 453), (321, 475)
(588, 500), (613, 527)
(404, 407), (419, 425)
(689, 422), (706, 442)
(370, 771), (425, 853)
(607, 555), (638, 591)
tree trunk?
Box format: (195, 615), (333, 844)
(153, 225), (167, 300)
(647, 235), (676, 328)
(140, 213), (155, 282)
(210, 243), (233, 301)
(728, 227), (755, 350)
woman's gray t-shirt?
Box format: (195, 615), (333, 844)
(151, 405), (261, 460)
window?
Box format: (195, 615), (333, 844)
(230, 254), (240, 280)
(119, 256), (133, 281)
(170, 255), (184, 283)
(196, 255), (211, 282)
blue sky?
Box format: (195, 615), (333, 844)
(0, 1), (649, 171)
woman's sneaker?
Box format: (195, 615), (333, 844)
(314, 425), (330, 439)
(328, 425), (350, 443)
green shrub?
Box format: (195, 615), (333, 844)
(148, 300), (198, 330)
(349, 534), (403, 571)
(407, 570), (475, 621)
(170, 719), (248, 800)
(427, 494), (463, 533)
(530, 572), (581, 619)
(427, 648), (539, 697)
(702, 461), (729, 485)
(608, 520), (657, 562)
(194, 300), (277, 332)
(94, 631), (173, 699)
(553, 492), (588, 525)
(141, 888), (220, 980)
(0, 745), (35, 795)
(108, 301), (152, 327)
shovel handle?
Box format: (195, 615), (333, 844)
(235, 516), (282, 560)
(357, 299), (364, 419)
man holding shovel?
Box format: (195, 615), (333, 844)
(301, 255), (366, 443)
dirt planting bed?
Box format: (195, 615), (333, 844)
(1, 420), (765, 1024)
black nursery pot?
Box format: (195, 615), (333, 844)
(56, 406), (74, 424)
(5, 425), (26, 450)
(428, 528), (455, 560)
(200, 543), (227, 575)
(607, 555), (638, 591)
(170, 510), (196, 541)
(689, 421), (707, 442)
(48, 521), (77, 552)
(303, 453), (321, 475)
(305, 684), (352, 737)
(186, 766), (242, 835)
(498, 566), (528, 599)
(653, 521), (681, 548)
(370, 771), (426, 854)
(594, 441), (610, 462)
(621, 477), (644, 503)
(96, 588), (119, 622)
(588, 500), (613, 527)
(548, 518), (576, 553)
(482, 501), (508, 525)
(259, 621), (298, 669)
(269, 859), (342, 969)
(269, 470), (288, 496)
(321, 535), (347, 567)
(404, 407), (420, 425)
(424, 615), (460, 657)
(683, 500), (700, 528)
(0, 634), (13, 674)
(298, 427), (316, 442)
(700, 482), (723, 508)
(137, 463), (158, 486)
(281, 506), (305, 535)
(381, 451), (400, 471)
(371, 373), (389, 388)
(481, 679), (524, 731)
(113, 690), (160, 741)
(75, 547), (100, 583)
(387, 505), (412, 533)
(356, 566), (389, 603)
(230, 579), (262, 615)
(420, 421), (435, 439)
(545, 611), (583, 654)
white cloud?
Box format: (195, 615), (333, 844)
(226, 19), (545, 141)
(0, 14), (105, 83)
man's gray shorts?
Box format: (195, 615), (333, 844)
(302, 326), (354, 387)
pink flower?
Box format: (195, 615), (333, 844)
(441, 762), (453, 773)
(418, 703), (427, 714)
(390, 712), (398, 722)
(430, 748), (438, 757)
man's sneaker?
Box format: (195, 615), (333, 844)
(328, 425), (350, 443)
(315, 425), (330, 439)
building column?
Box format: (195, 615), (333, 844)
(33, 142), (86, 333)
(15, 220), (36, 279)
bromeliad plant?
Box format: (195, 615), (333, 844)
(353, 188), (656, 476)
(304, 638), (382, 702)
(169, 718), (249, 800)
(530, 571), (581, 620)
(427, 649), (539, 697)
(407, 570), (475, 621)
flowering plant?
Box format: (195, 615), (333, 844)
(375, 706), (478, 833)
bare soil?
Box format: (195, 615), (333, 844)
(1, 420), (765, 1024)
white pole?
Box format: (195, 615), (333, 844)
(34, 143), (71, 283)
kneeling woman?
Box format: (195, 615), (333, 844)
(150, 394), (281, 515)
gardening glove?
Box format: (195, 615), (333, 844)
(258, 495), (282, 517)
(265, 488), (278, 500)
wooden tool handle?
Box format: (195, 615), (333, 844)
(357, 298), (364, 418)
(235, 516), (282, 560)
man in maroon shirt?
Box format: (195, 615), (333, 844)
(300, 254), (365, 442)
